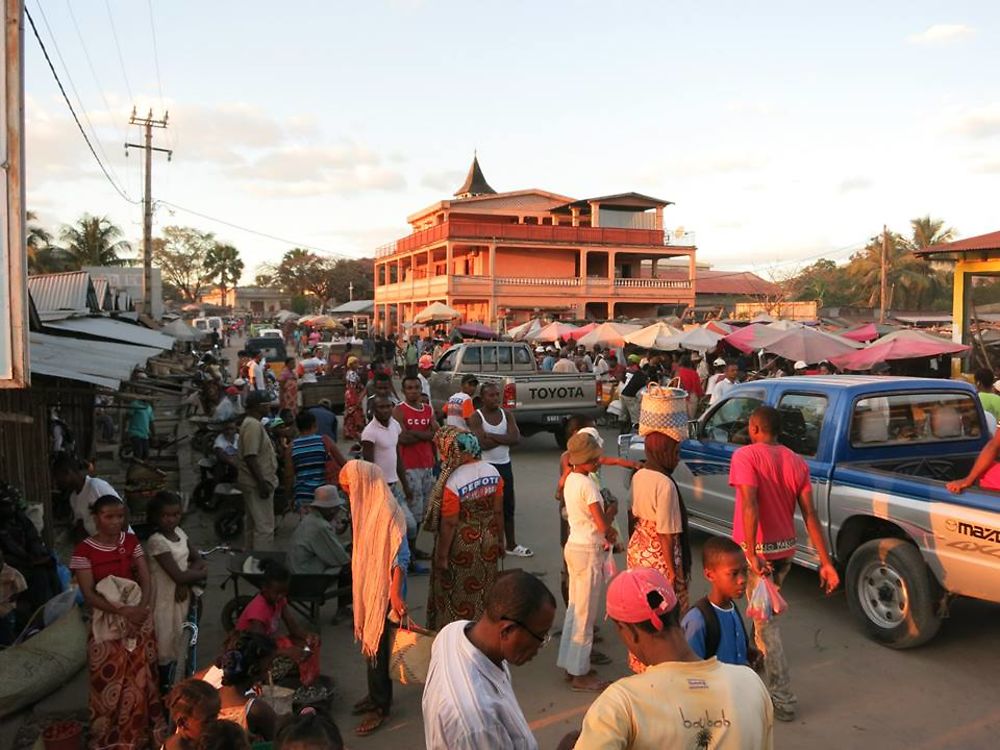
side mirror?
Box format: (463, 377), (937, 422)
(687, 419), (700, 440)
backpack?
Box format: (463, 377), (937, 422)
(694, 596), (750, 659)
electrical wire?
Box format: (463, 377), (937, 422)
(30, 0), (130, 196)
(24, 5), (139, 205)
(104, 0), (134, 104)
(157, 199), (351, 258)
(146, 0), (165, 107)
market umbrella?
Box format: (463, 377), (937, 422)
(308, 315), (344, 330)
(528, 321), (579, 343)
(759, 326), (861, 364)
(723, 323), (789, 353)
(576, 321), (641, 350)
(181, 303), (202, 313)
(672, 324), (725, 352)
(624, 321), (684, 351)
(566, 322), (599, 341)
(508, 318), (542, 340)
(456, 322), (498, 339)
(275, 309), (300, 323)
(704, 320), (733, 335)
(413, 301), (461, 324)
(830, 331), (969, 371)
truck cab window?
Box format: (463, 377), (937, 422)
(513, 347), (532, 366)
(461, 346), (481, 369)
(850, 392), (983, 447)
(498, 346), (512, 366)
(701, 395), (763, 445)
(776, 393), (827, 457)
(481, 346), (498, 371)
(436, 349), (457, 371)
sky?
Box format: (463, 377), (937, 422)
(22, 1), (1000, 283)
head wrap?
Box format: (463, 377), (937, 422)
(423, 426), (481, 533)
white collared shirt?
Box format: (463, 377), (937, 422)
(422, 620), (538, 750)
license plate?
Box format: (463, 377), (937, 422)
(545, 414), (561, 424)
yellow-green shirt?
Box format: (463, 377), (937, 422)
(979, 392), (1000, 423)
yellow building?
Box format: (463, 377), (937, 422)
(915, 230), (1000, 375)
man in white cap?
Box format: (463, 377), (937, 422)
(559, 567), (773, 750)
(709, 361), (740, 406)
(705, 357), (728, 399)
(289, 484), (351, 576)
(793, 361), (808, 375)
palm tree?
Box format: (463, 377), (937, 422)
(848, 231), (940, 309)
(203, 243), (244, 308)
(25, 210), (70, 274)
(909, 215), (956, 250)
(59, 214), (131, 269)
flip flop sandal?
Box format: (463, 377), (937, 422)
(590, 650), (612, 665)
(355, 709), (388, 736)
(564, 669), (597, 682)
(352, 697), (376, 715)
(570, 679), (612, 693)
(507, 545), (535, 557)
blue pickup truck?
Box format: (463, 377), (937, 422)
(620, 375), (1000, 648)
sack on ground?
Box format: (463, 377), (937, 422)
(638, 383), (688, 440)
(389, 621), (435, 685)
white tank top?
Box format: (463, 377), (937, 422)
(478, 409), (510, 464)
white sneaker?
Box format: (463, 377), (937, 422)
(507, 544), (534, 558)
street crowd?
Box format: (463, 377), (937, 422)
(0, 322), (861, 750)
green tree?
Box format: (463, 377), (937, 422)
(26, 210), (71, 274)
(59, 214), (131, 268)
(786, 258), (854, 307)
(152, 226), (216, 302)
(909, 215), (955, 250)
(847, 230), (942, 310)
(203, 243), (244, 308)
(326, 257), (375, 303)
(274, 248), (331, 302)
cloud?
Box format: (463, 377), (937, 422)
(972, 159), (1000, 174)
(907, 24), (974, 45)
(726, 100), (776, 117)
(838, 176), (873, 193)
(949, 104), (1000, 139)
(421, 169), (465, 192)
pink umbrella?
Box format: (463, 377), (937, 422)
(831, 334), (969, 371)
(723, 323), (787, 353)
(841, 323), (879, 342)
(566, 322), (598, 341)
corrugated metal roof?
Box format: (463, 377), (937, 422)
(915, 230), (1000, 256)
(329, 299), (375, 314)
(27, 272), (98, 316)
(30, 332), (159, 388)
(44, 317), (174, 350)
(91, 277), (111, 310)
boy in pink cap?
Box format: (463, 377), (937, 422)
(560, 567), (773, 750)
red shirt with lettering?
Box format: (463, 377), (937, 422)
(729, 442), (809, 560)
(398, 401), (435, 469)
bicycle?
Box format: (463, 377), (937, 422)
(169, 544), (240, 687)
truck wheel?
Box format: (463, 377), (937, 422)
(846, 538), (942, 649)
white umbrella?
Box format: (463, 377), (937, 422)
(528, 321), (579, 343)
(509, 318), (543, 341)
(624, 321), (684, 350)
(576, 322), (641, 349)
(674, 325), (725, 352)
(275, 309), (299, 323)
(413, 301), (461, 324)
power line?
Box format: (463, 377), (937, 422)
(157, 199), (351, 258)
(24, 5), (138, 205)
(30, 0), (129, 196)
(104, 0), (134, 104)
(146, 0), (165, 107)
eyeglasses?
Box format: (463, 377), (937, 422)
(501, 616), (551, 647)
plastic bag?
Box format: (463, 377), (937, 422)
(747, 576), (788, 621)
(602, 550), (618, 582)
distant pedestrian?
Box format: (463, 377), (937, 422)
(393, 376), (437, 560)
(709, 361), (739, 405)
(248, 350), (267, 392)
(673, 355), (703, 418)
(127, 394), (155, 460)
(730, 405), (839, 721)
(445, 374), (478, 430)
(618, 361), (650, 428)
(469, 383), (530, 557)
(417, 354), (434, 402)
(237, 391), (279, 550)
(553, 350), (578, 374)
(560, 567), (773, 750)
(278, 357), (298, 416)
(422, 570), (556, 750)
(289, 412), (329, 513)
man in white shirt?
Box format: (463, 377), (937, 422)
(360, 397), (419, 550)
(248, 349), (268, 391)
(552, 350), (579, 374)
(53, 454), (120, 540)
(560, 567), (773, 750)
(423, 570), (557, 750)
(299, 349), (325, 384)
(709, 362), (740, 406)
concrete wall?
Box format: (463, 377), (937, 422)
(494, 248), (576, 277)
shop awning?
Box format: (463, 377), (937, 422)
(44, 317), (175, 350)
(30, 332), (162, 389)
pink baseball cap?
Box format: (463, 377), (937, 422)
(606, 567), (677, 631)
(418, 354), (434, 369)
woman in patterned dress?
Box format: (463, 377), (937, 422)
(342, 357), (366, 441)
(278, 356), (299, 417)
(424, 426), (504, 630)
(625, 430), (691, 673)
(70, 494), (165, 749)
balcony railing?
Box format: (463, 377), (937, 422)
(664, 231), (697, 247)
(614, 277), (692, 289)
(494, 276), (581, 286)
(375, 221), (672, 258)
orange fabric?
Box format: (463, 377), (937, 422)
(442, 488), (460, 517)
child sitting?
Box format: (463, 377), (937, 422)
(234, 560), (321, 685)
(164, 678), (220, 750)
(682, 536), (760, 667)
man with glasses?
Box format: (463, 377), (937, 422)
(422, 570), (556, 750)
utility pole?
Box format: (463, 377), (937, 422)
(126, 109), (171, 316)
(348, 281), (354, 301)
(879, 224), (889, 324)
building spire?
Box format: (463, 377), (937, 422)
(454, 153), (496, 198)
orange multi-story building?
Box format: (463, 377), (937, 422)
(373, 157), (696, 333)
